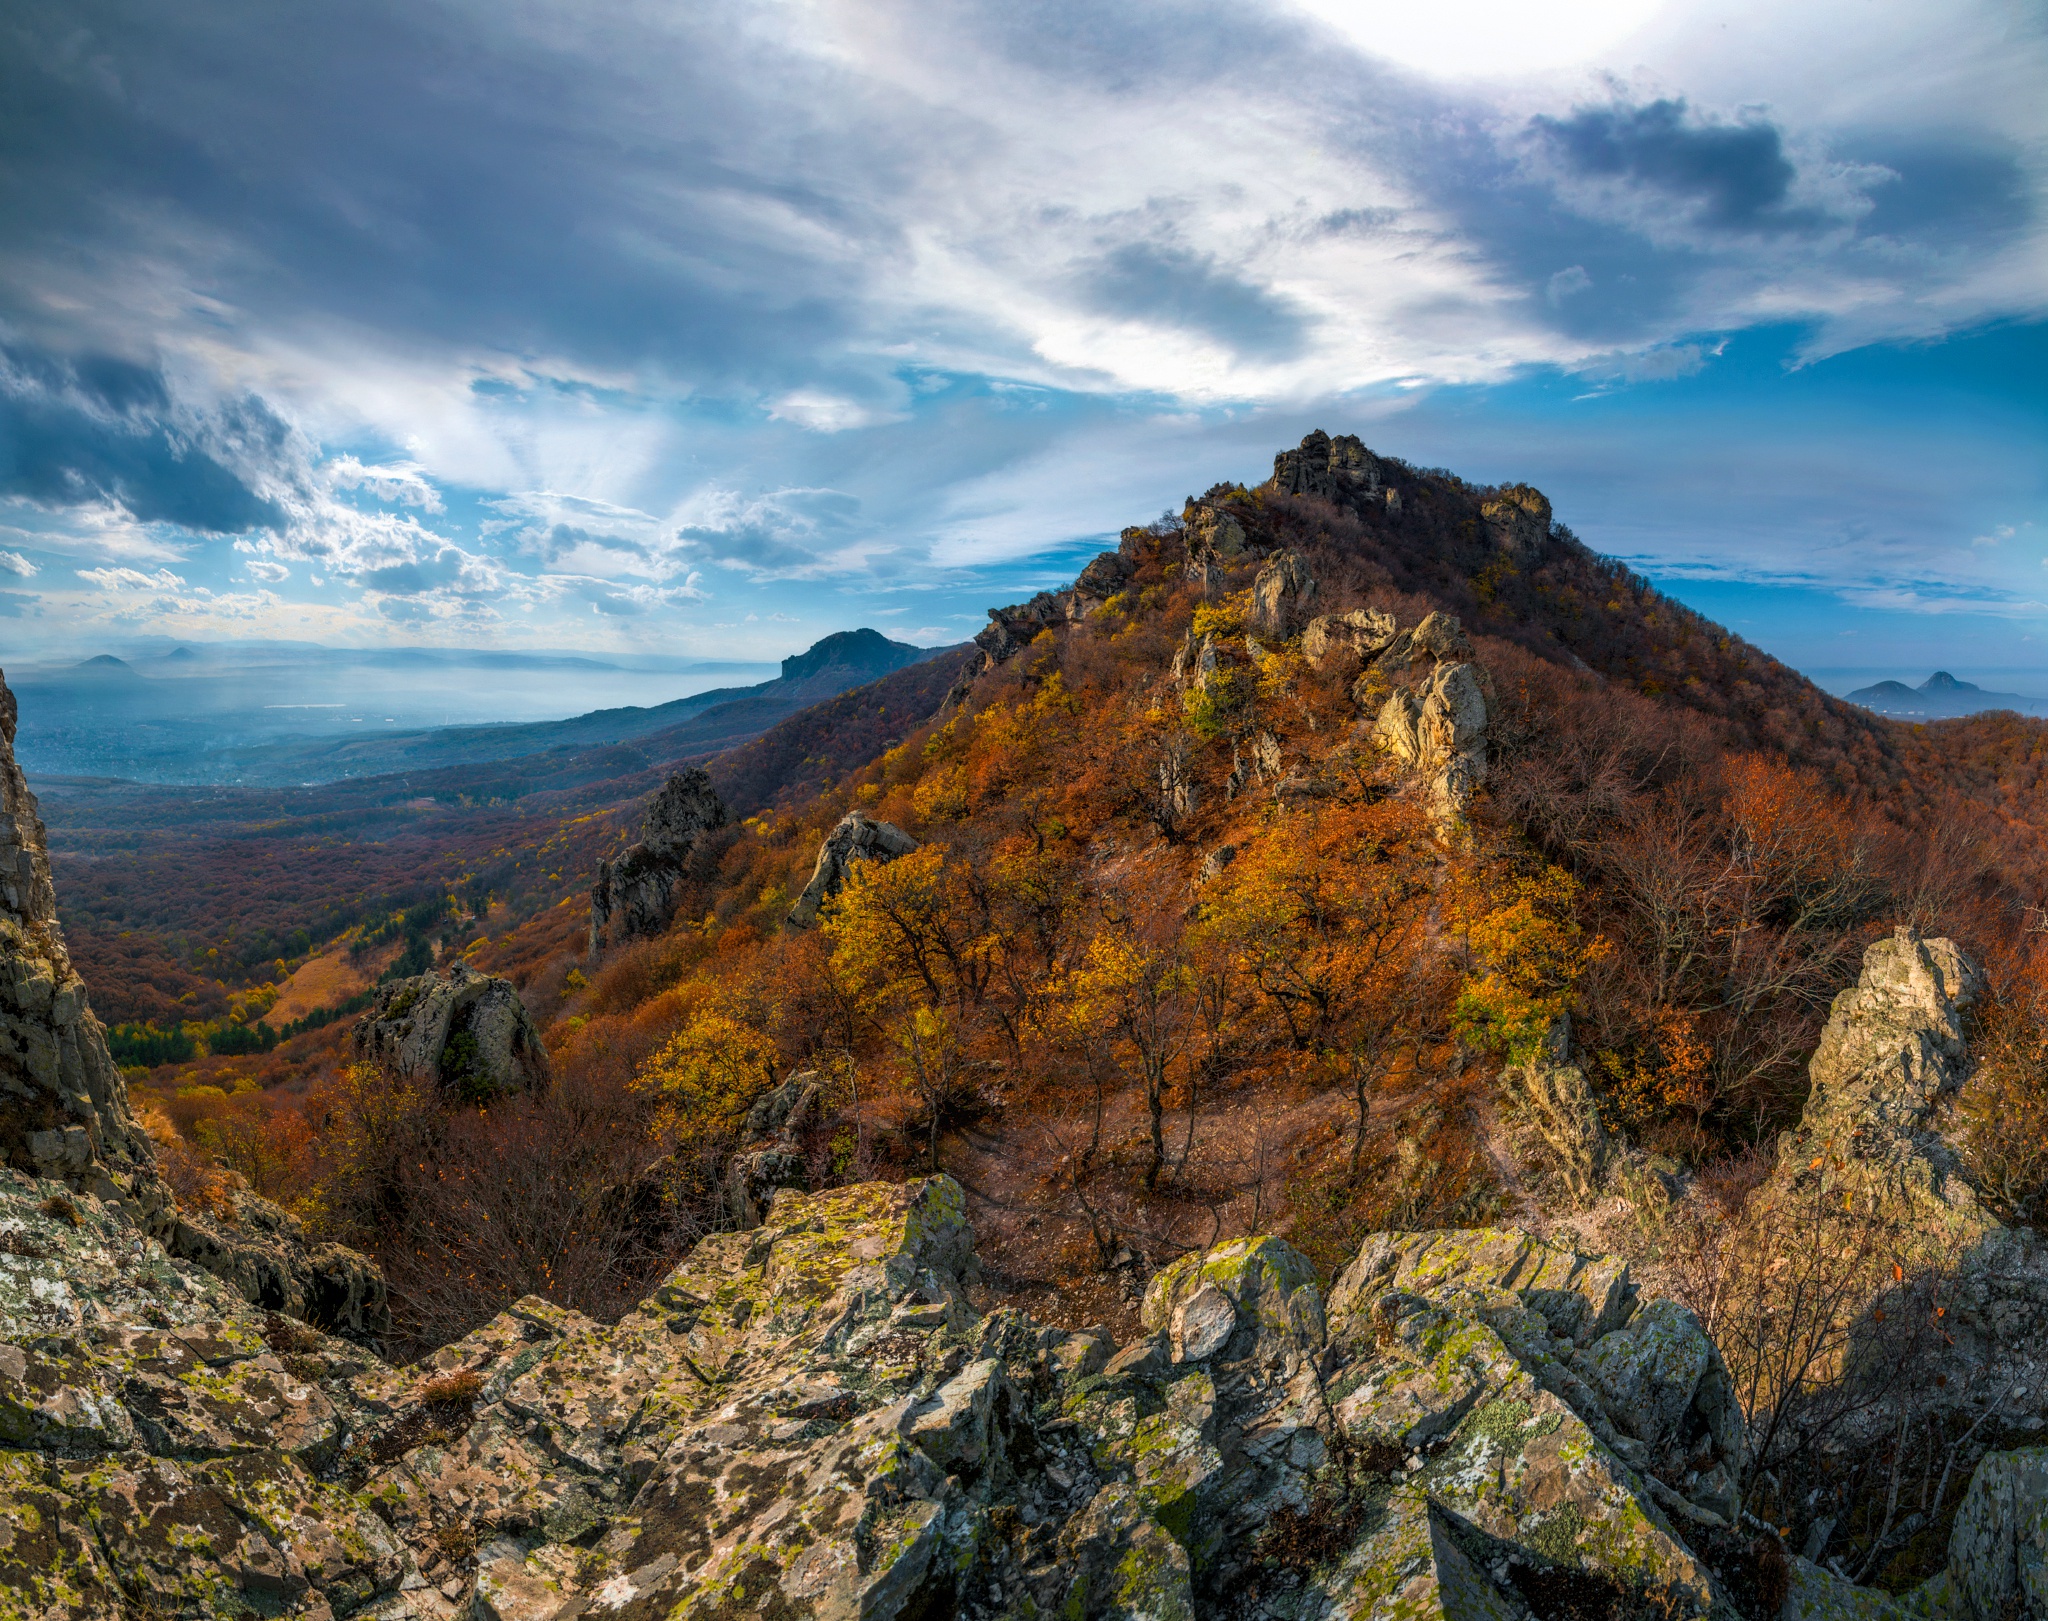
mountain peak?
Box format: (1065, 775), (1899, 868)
(778, 627), (926, 684)
(1920, 671), (1977, 693)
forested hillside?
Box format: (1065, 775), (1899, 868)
(57, 430), (2048, 1595)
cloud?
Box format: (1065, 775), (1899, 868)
(243, 558), (290, 581)
(0, 341), (290, 533)
(0, 591), (36, 618)
(0, 549), (35, 576)
(1533, 99), (1820, 233)
(326, 456), (445, 512)
(1079, 243), (1308, 361)
(77, 565), (186, 590)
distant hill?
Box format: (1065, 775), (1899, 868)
(1845, 670), (2044, 719)
(13, 628), (950, 786)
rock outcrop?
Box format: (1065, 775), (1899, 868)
(1368, 610), (1495, 829)
(1, 679), (160, 1202)
(1267, 428), (1384, 501)
(1250, 549), (1317, 638)
(787, 809), (918, 927)
(722, 1070), (821, 1228)
(1482, 484), (1553, 558)
(1779, 927), (1984, 1224)
(12, 1154), (2048, 1619)
(351, 963), (552, 1103)
(1302, 607), (1398, 672)
(0, 668), (387, 1344)
(589, 769), (727, 953)
(1503, 1018), (1610, 1201)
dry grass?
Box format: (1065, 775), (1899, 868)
(268, 950), (371, 1025)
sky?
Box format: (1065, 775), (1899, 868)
(0, 0), (2043, 680)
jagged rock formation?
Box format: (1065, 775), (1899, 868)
(1250, 549), (1317, 638)
(1302, 607), (1398, 671)
(1503, 1018), (1609, 1201)
(1483, 484), (1553, 558)
(588, 769), (727, 953)
(1366, 610), (1495, 829)
(0, 668), (387, 1344)
(1, 680), (160, 1201)
(722, 1070), (820, 1228)
(1780, 927), (1985, 1223)
(787, 809), (918, 927)
(1267, 428), (1384, 501)
(10, 1158), (2048, 1618)
(351, 963), (552, 1103)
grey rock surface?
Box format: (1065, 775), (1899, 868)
(1250, 549), (1317, 639)
(9, 1158), (2048, 1619)
(352, 962), (552, 1102)
(786, 808), (919, 927)
(589, 768), (727, 952)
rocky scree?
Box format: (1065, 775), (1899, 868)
(17, 1153), (2048, 1618)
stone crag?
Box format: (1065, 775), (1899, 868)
(351, 963), (552, 1104)
(589, 769), (728, 954)
(786, 808), (918, 927)
(12, 1164), (2048, 1618)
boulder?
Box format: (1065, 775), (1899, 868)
(589, 768), (727, 952)
(1302, 607), (1398, 671)
(352, 961), (552, 1102)
(786, 809), (918, 927)
(1250, 549), (1317, 638)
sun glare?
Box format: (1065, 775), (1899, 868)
(1291, 0), (1667, 78)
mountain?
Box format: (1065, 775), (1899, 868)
(1846, 669), (2044, 718)
(12, 627), (948, 785)
(28, 428), (2048, 1617)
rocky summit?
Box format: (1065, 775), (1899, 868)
(9, 1163), (2048, 1619)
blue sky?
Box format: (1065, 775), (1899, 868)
(0, 0), (2042, 679)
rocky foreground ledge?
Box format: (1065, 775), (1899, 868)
(6, 1167), (2045, 1619)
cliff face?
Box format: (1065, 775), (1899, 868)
(0, 676), (161, 1200)
(0, 668), (386, 1340)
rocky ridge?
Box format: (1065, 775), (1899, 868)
(13, 1159), (2048, 1618)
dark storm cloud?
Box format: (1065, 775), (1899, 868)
(1083, 243), (1308, 359)
(0, 342), (285, 533)
(1531, 99), (1817, 233)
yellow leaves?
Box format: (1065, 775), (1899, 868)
(1452, 861), (1612, 1062)
(1190, 590), (1252, 640)
(631, 996), (778, 1153)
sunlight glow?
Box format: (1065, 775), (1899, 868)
(1291, 0), (1668, 78)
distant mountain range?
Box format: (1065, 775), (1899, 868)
(10, 628), (952, 785)
(1845, 670), (2048, 719)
